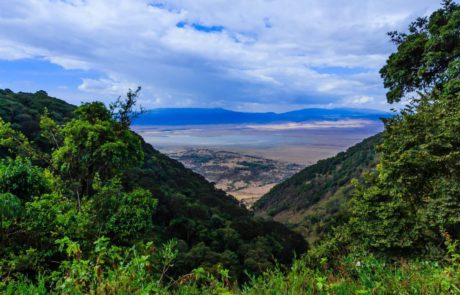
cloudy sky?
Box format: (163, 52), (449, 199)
(0, 0), (441, 112)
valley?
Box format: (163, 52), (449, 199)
(133, 121), (384, 206)
(2, 1), (460, 293)
(166, 148), (303, 206)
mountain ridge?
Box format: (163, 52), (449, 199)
(134, 107), (390, 125)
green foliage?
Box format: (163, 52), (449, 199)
(0, 118), (39, 160)
(380, 0), (460, 103)
(39, 108), (63, 150)
(253, 134), (381, 241)
(52, 102), (144, 198)
(3, 2), (460, 293)
(243, 256), (456, 295)
(349, 84), (460, 256)
(2, 249), (460, 294)
(346, 2), (460, 257)
(0, 89), (307, 290)
(109, 86), (144, 128)
(255, 134), (380, 213)
(92, 177), (157, 244)
(0, 193), (21, 230)
(0, 89), (75, 152)
(0, 157), (50, 201)
(254, 1), (460, 262)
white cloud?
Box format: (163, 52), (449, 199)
(78, 78), (137, 95)
(351, 96), (375, 104)
(0, 0), (441, 110)
(0, 40), (44, 60)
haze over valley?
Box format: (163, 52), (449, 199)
(133, 107), (386, 203)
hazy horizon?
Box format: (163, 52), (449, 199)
(133, 119), (383, 165)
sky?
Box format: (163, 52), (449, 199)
(0, 0), (441, 112)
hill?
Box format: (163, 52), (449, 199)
(253, 133), (382, 242)
(133, 107), (389, 125)
(0, 89), (307, 281)
(3, 2), (460, 293)
(0, 89), (75, 152)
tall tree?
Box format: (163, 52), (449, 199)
(350, 1), (460, 257)
(380, 0), (460, 103)
(52, 102), (143, 206)
(109, 86), (144, 129)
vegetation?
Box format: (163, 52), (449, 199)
(0, 89), (306, 290)
(0, 89), (74, 153)
(253, 134), (381, 242)
(1, 1), (460, 293)
(347, 0), (460, 258)
(257, 0), (460, 255)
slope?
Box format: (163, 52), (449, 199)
(0, 89), (75, 151)
(0, 89), (307, 281)
(166, 148), (303, 206)
(253, 134), (382, 242)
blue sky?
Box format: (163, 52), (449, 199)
(0, 0), (441, 112)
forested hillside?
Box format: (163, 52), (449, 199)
(1, 1), (460, 293)
(0, 89), (307, 288)
(253, 133), (381, 242)
(0, 89), (74, 153)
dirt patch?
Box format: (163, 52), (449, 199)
(167, 148), (303, 207)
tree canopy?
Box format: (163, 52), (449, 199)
(0, 89), (307, 288)
(343, 0), (460, 257)
(380, 0), (460, 103)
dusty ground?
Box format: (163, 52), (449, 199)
(223, 183), (277, 207)
(225, 145), (341, 166)
(166, 148), (303, 207)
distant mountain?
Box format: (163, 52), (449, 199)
(134, 107), (390, 125)
(252, 134), (381, 243)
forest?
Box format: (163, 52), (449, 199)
(1, 1), (460, 294)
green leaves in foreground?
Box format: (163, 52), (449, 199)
(2, 248), (460, 294)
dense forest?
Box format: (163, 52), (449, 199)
(0, 89), (307, 291)
(1, 1), (460, 293)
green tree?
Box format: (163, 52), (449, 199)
(109, 86), (144, 128)
(0, 118), (39, 160)
(52, 102), (143, 205)
(350, 1), (460, 256)
(380, 0), (460, 103)
(91, 177), (157, 244)
(39, 108), (63, 150)
(0, 157), (50, 201)
(0, 193), (21, 233)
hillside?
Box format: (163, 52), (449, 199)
(166, 148), (303, 207)
(0, 89), (75, 152)
(134, 107), (389, 125)
(0, 89), (307, 281)
(253, 134), (382, 242)
(3, 2), (460, 293)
